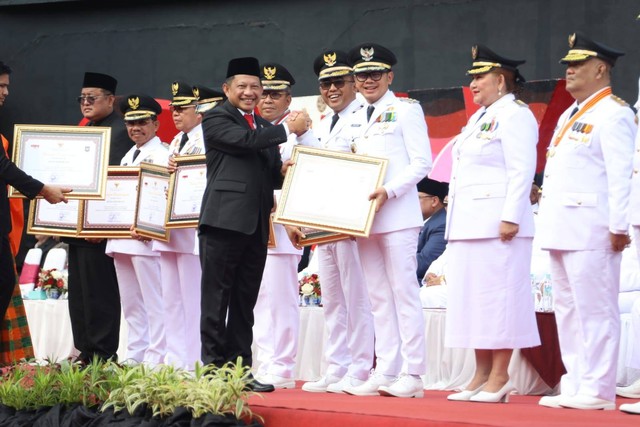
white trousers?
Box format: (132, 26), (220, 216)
(549, 248), (621, 401)
(357, 228), (426, 376)
(253, 253), (301, 378)
(631, 226), (640, 369)
(158, 252), (202, 370)
(113, 253), (166, 365)
(317, 240), (374, 380)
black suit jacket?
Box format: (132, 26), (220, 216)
(0, 143), (43, 234)
(199, 101), (287, 243)
(416, 207), (447, 283)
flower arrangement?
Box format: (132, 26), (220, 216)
(299, 273), (321, 306)
(37, 268), (67, 295)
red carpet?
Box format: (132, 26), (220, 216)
(248, 385), (639, 427)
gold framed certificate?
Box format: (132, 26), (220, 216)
(166, 155), (206, 229)
(9, 124), (111, 199)
(274, 146), (388, 237)
(78, 167), (140, 239)
(267, 214), (277, 249)
(27, 198), (81, 237)
(298, 227), (349, 247)
(133, 162), (170, 242)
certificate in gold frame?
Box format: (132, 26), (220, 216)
(267, 214), (277, 249)
(166, 155), (206, 229)
(133, 162), (170, 242)
(26, 198), (81, 237)
(298, 227), (350, 247)
(274, 146), (388, 237)
(77, 167), (140, 239)
(9, 124), (111, 199)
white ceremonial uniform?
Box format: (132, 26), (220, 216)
(152, 124), (204, 370)
(537, 87), (637, 401)
(311, 98), (375, 382)
(253, 111), (303, 381)
(105, 136), (168, 365)
(348, 90), (431, 376)
(628, 103), (640, 370)
(444, 94), (540, 349)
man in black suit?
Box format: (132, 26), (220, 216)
(65, 72), (133, 364)
(416, 177), (448, 284)
(198, 57), (308, 392)
(0, 61), (70, 322)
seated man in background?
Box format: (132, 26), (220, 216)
(416, 177), (448, 284)
(419, 250), (448, 309)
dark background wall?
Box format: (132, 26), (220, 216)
(0, 0), (638, 142)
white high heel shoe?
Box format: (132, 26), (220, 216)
(447, 382), (487, 401)
(469, 381), (515, 403)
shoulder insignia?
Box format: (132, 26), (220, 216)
(610, 94), (629, 107)
(514, 99), (529, 108)
(352, 104), (365, 112)
(398, 97), (419, 104)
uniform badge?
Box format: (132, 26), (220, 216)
(323, 52), (337, 67)
(471, 45), (478, 60)
(568, 33), (576, 48)
(172, 82), (179, 96)
(350, 142), (358, 153)
(547, 148), (556, 158)
(360, 46), (374, 61)
(128, 96), (140, 110)
(193, 87), (200, 98)
(263, 66), (276, 80)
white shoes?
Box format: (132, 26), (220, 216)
(378, 374), (424, 398)
(447, 382), (486, 401)
(256, 373), (295, 389)
(469, 381), (515, 403)
(559, 394), (615, 410)
(538, 395), (564, 408)
(344, 372), (396, 396)
(617, 380), (640, 399)
(620, 401), (640, 415)
(327, 376), (365, 394)
(301, 374), (342, 393)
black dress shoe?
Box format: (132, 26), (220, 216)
(246, 375), (275, 393)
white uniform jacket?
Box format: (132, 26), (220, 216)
(167, 124), (204, 156)
(445, 94), (537, 241)
(347, 90), (432, 234)
(628, 110), (640, 227)
(537, 88), (636, 250)
(106, 137), (169, 256)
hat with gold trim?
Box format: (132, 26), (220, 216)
(169, 81), (198, 107)
(347, 43), (397, 74)
(560, 31), (624, 66)
(313, 50), (353, 80)
(467, 44), (526, 82)
(194, 85), (225, 114)
(119, 94), (162, 121)
(82, 72), (117, 94)
(260, 63), (295, 91)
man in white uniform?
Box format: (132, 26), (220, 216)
(343, 43), (431, 398)
(298, 50), (375, 394)
(252, 63), (303, 388)
(106, 95), (168, 365)
(537, 32), (636, 410)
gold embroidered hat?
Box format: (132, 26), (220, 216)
(119, 94), (162, 121)
(313, 50), (353, 80)
(194, 85), (225, 114)
(347, 43), (397, 74)
(260, 63), (295, 91)
(560, 31), (624, 66)
(169, 81), (198, 107)
(467, 44), (526, 82)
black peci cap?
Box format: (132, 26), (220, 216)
(226, 57), (260, 78)
(82, 72), (117, 94)
(417, 177), (449, 203)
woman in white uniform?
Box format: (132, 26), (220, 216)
(444, 45), (540, 403)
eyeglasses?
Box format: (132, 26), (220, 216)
(260, 91), (287, 100)
(77, 94), (109, 105)
(125, 119), (153, 127)
(169, 105), (196, 113)
(354, 71), (386, 82)
(319, 79), (355, 90)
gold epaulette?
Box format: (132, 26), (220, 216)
(399, 97), (419, 104)
(610, 94), (629, 107)
(514, 99), (528, 108)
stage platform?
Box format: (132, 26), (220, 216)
(248, 385), (639, 427)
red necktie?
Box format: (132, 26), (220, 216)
(244, 113), (255, 129)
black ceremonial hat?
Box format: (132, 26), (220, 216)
(226, 57), (260, 78)
(313, 50), (353, 80)
(467, 44), (526, 82)
(194, 84), (225, 114)
(417, 177), (449, 202)
(169, 81), (198, 107)
(119, 94), (162, 121)
(347, 43), (397, 74)
(560, 31), (624, 66)
(82, 72), (117, 94)
(260, 63), (295, 90)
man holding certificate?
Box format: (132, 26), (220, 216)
(198, 57), (309, 392)
(343, 43), (431, 398)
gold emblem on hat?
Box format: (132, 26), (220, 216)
(568, 33), (576, 48)
(360, 47), (374, 61)
(172, 82), (179, 96)
(263, 66), (276, 80)
(324, 52), (337, 67)
(471, 45), (478, 60)
(193, 87), (200, 98)
(128, 96), (140, 110)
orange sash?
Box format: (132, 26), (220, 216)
(2, 134), (24, 255)
(552, 87), (611, 147)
